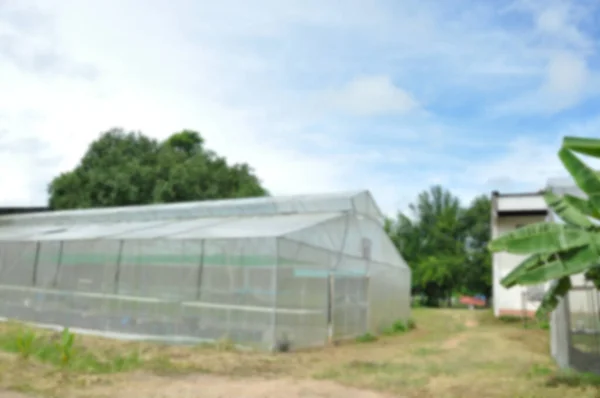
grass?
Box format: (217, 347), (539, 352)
(0, 322), (143, 374)
(355, 318), (416, 343)
(0, 310), (599, 397)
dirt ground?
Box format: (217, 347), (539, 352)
(71, 374), (397, 398)
(0, 309), (598, 398)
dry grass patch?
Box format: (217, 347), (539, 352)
(0, 309), (599, 397)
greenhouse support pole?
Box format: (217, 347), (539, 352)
(52, 241), (64, 288)
(195, 240), (206, 301)
(327, 272), (333, 344)
(31, 242), (41, 287)
(364, 274), (371, 335)
(271, 239), (279, 352)
(327, 212), (351, 344)
(113, 240), (124, 294)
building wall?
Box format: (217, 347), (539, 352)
(492, 214), (548, 317)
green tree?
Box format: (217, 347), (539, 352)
(461, 195), (492, 298)
(489, 136), (600, 318)
(385, 187), (492, 306)
(48, 128), (268, 209)
(386, 186), (469, 306)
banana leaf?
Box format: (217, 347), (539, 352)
(488, 222), (590, 254)
(535, 276), (572, 319)
(543, 190), (593, 228)
(501, 252), (554, 288)
(562, 194), (600, 220)
(584, 266), (600, 289)
(558, 148), (600, 211)
(563, 136), (600, 158)
(512, 245), (599, 285)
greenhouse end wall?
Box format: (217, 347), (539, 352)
(0, 213), (411, 351)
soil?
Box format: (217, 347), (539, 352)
(67, 374), (399, 398)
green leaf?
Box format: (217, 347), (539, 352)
(562, 194), (600, 220)
(488, 222), (589, 255)
(500, 253), (553, 288)
(584, 266), (600, 289)
(558, 148), (600, 212)
(536, 277), (571, 319)
(513, 246), (596, 285)
(535, 276), (572, 319)
(543, 190), (593, 228)
(563, 136), (600, 158)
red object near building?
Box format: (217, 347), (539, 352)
(459, 296), (486, 307)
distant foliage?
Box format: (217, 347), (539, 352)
(48, 128), (268, 209)
(385, 185), (491, 307)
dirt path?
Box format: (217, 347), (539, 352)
(0, 392), (32, 398)
(68, 374), (399, 398)
(441, 316), (479, 349)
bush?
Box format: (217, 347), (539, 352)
(355, 333), (378, 343)
(382, 318), (416, 336)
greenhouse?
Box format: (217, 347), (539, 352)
(0, 191), (411, 351)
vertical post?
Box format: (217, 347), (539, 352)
(589, 286), (600, 356)
(271, 239), (279, 352)
(113, 240), (124, 294)
(52, 241), (64, 288)
(327, 272), (334, 344)
(195, 240), (205, 301)
(364, 275), (370, 335)
(565, 292), (573, 368)
(362, 238), (371, 336)
(32, 242), (41, 287)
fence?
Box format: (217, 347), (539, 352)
(551, 280), (600, 374)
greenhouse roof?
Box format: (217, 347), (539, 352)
(0, 190), (383, 227)
(0, 212), (343, 241)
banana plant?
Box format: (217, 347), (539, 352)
(488, 136), (600, 319)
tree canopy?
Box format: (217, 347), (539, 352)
(385, 185), (491, 306)
(48, 128), (268, 209)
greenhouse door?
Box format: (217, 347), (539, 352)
(329, 275), (369, 341)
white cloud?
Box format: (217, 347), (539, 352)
(534, 4), (592, 49)
(462, 120), (600, 197)
(324, 76), (419, 117)
(491, 1), (598, 115)
(0, 0), (599, 216)
(492, 51), (592, 115)
(546, 52), (589, 98)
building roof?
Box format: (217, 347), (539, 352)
(491, 191), (547, 214)
(491, 176), (588, 215)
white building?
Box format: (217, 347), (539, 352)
(491, 178), (592, 318)
(491, 191), (548, 317)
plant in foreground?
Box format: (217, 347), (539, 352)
(489, 136), (600, 319)
(59, 328), (75, 367)
(16, 330), (37, 359)
(355, 333), (378, 343)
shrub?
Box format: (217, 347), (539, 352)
(382, 318), (416, 336)
(355, 333), (378, 343)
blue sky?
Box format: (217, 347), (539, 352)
(1, 0), (600, 214)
